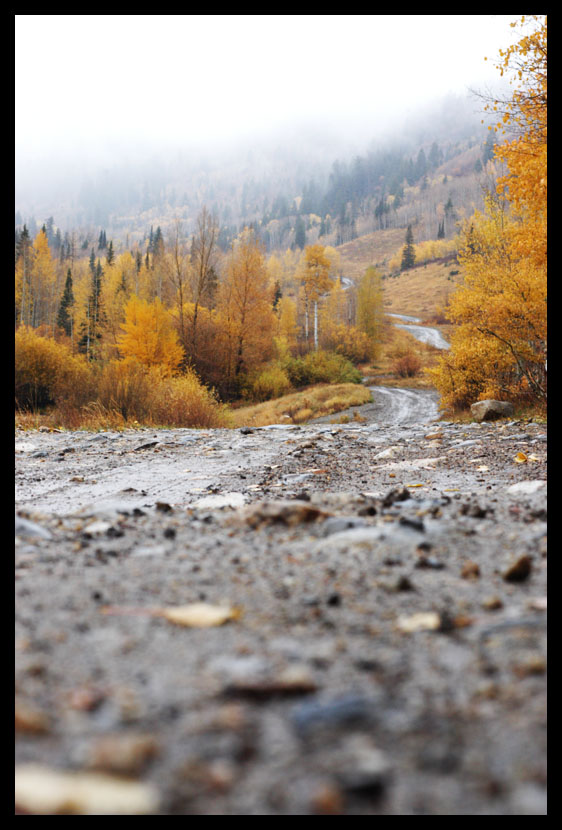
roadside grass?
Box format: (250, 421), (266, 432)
(231, 383), (372, 427)
(382, 258), (463, 320)
(362, 323), (442, 389)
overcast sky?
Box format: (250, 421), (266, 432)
(15, 14), (520, 164)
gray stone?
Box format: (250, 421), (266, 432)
(15, 515), (53, 540)
(470, 400), (515, 421)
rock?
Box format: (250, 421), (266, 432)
(194, 492), (246, 509)
(15, 515), (53, 540)
(15, 697), (50, 734)
(507, 480), (546, 496)
(291, 693), (378, 738)
(470, 400), (515, 422)
(503, 554), (532, 582)
(237, 500), (331, 528)
(83, 733), (159, 775)
(319, 517), (368, 537)
(461, 560), (481, 579)
(223, 665), (317, 699)
(331, 736), (392, 798)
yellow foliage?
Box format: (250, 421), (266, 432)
(15, 326), (94, 412)
(429, 16), (546, 411)
(117, 295), (184, 375)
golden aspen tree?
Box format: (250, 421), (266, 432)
(275, 295), (299, 351)
(216, 229), (275, 395)
(300, 243), (332, 349)
(30, 229), (57, 332)
(188, 207), (219, 356)
(117, 295), (184, 376)
(429, 15), (546, 410)
(356, 266), (384, 359)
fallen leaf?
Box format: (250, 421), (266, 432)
(396, 612), (441, 633)
(405, 483), (424, 488)
(476, 465), (489, 472)
(514, 451), (528, 463)
(14, 764), (159, 814)
(159, 602), (242, 628)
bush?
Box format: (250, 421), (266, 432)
(96, 360), (231, 428)
(320, 324), (373, 363)
(15, 327), (94, 412)
(285, 350), (362, 387)
(95, 359), (157, 423)
(392, 352), (422, 377)
(150, 371), (232, 428)
(248, 364), (292, 402)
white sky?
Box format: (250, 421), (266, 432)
(15, 14), (520, 162)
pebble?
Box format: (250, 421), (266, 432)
(503, 555), (532, 582)
(15, 516), (53, 540)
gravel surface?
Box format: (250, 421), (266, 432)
(15, 393), (547, 815)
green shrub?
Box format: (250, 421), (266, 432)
(285, 350), (362, 387)
(248, 364), (292, 402)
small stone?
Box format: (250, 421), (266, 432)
(237, 500), (330, 528)
(310, 781), (344, 814)
(482, 595), (504, 611)
(503, 555), (532, 582)
(15, 698), (50, 734)
(461, 560), (481, 579)
(85, 733), (159, 775)
(15, 516), (53, 540)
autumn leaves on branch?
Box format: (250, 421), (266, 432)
(429, 15), (547, 411)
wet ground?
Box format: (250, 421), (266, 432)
(15, 387), (547, 814)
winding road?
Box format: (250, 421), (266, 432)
(387, 312), (451, 350)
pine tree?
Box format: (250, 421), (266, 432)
(400, 225), (416, 270)
(294, 215), (306, 250)
(57, 268), (75, 339)
(15, 224), (33, 326)
(106, 239), (115, 266)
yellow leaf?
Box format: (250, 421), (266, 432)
(396, 612), (441, 633)
(514, 452), (528, 463)
(159, 603), (242, 628)
(15, 764), (159, 815)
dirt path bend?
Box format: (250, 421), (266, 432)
(386, 312), (450, 351)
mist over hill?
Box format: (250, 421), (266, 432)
(15, 92), (500, 254)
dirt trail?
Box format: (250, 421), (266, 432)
(16, 413), (547, 815)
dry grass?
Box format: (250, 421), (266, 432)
(336, 228), (407, 281)
(361, 323), (443, 390)
(231, 383), (372, 427)
(382, 258), (463, 319)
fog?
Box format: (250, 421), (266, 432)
(15, 15), (519, 217)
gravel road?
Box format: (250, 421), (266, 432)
(15, 394), (547, 814)
(386, 312), (450, 351)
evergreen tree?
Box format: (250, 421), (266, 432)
(400, 225), (416, 270)
(79, 259), (105, 359)
(437, 220), (445, 239)
(106, 239), (115, 266)
(57, 268), (75, 338)
(294, 215), (306, 250)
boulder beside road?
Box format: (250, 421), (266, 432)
(470, 399), (515, 422)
